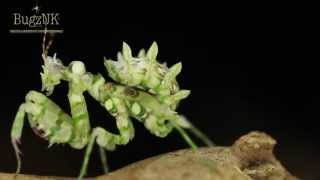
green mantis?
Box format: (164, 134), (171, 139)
(10, 35), (214, 179)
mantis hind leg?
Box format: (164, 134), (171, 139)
(99, 146), (108, 173)
(78, 98), (134, 179)
(171, 121), (198, 151)
(79, 125), (134, 179)
(79, 128), (114, 179)
(143, 113), (201, 150)
(175, 115), (214, 146)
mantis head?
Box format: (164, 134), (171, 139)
(40, 53), (65, 95)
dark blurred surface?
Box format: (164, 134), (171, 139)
(1, 1), (318, 180)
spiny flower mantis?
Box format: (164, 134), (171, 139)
(10, 35), (214, 179)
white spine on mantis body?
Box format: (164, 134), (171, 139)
(104, 42), (190, 109)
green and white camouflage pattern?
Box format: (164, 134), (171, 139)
(10, 42), (213, 180)
(104, 42), (190, 109)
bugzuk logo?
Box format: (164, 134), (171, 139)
(10, 4), (63, 34)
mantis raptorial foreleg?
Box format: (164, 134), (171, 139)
(66, 84), (91, 149)
(11, 91), (74, 173)
(11, 104), (26, 174)
(64, 65), (106, 177)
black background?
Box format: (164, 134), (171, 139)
(1, 1), (319, 180)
